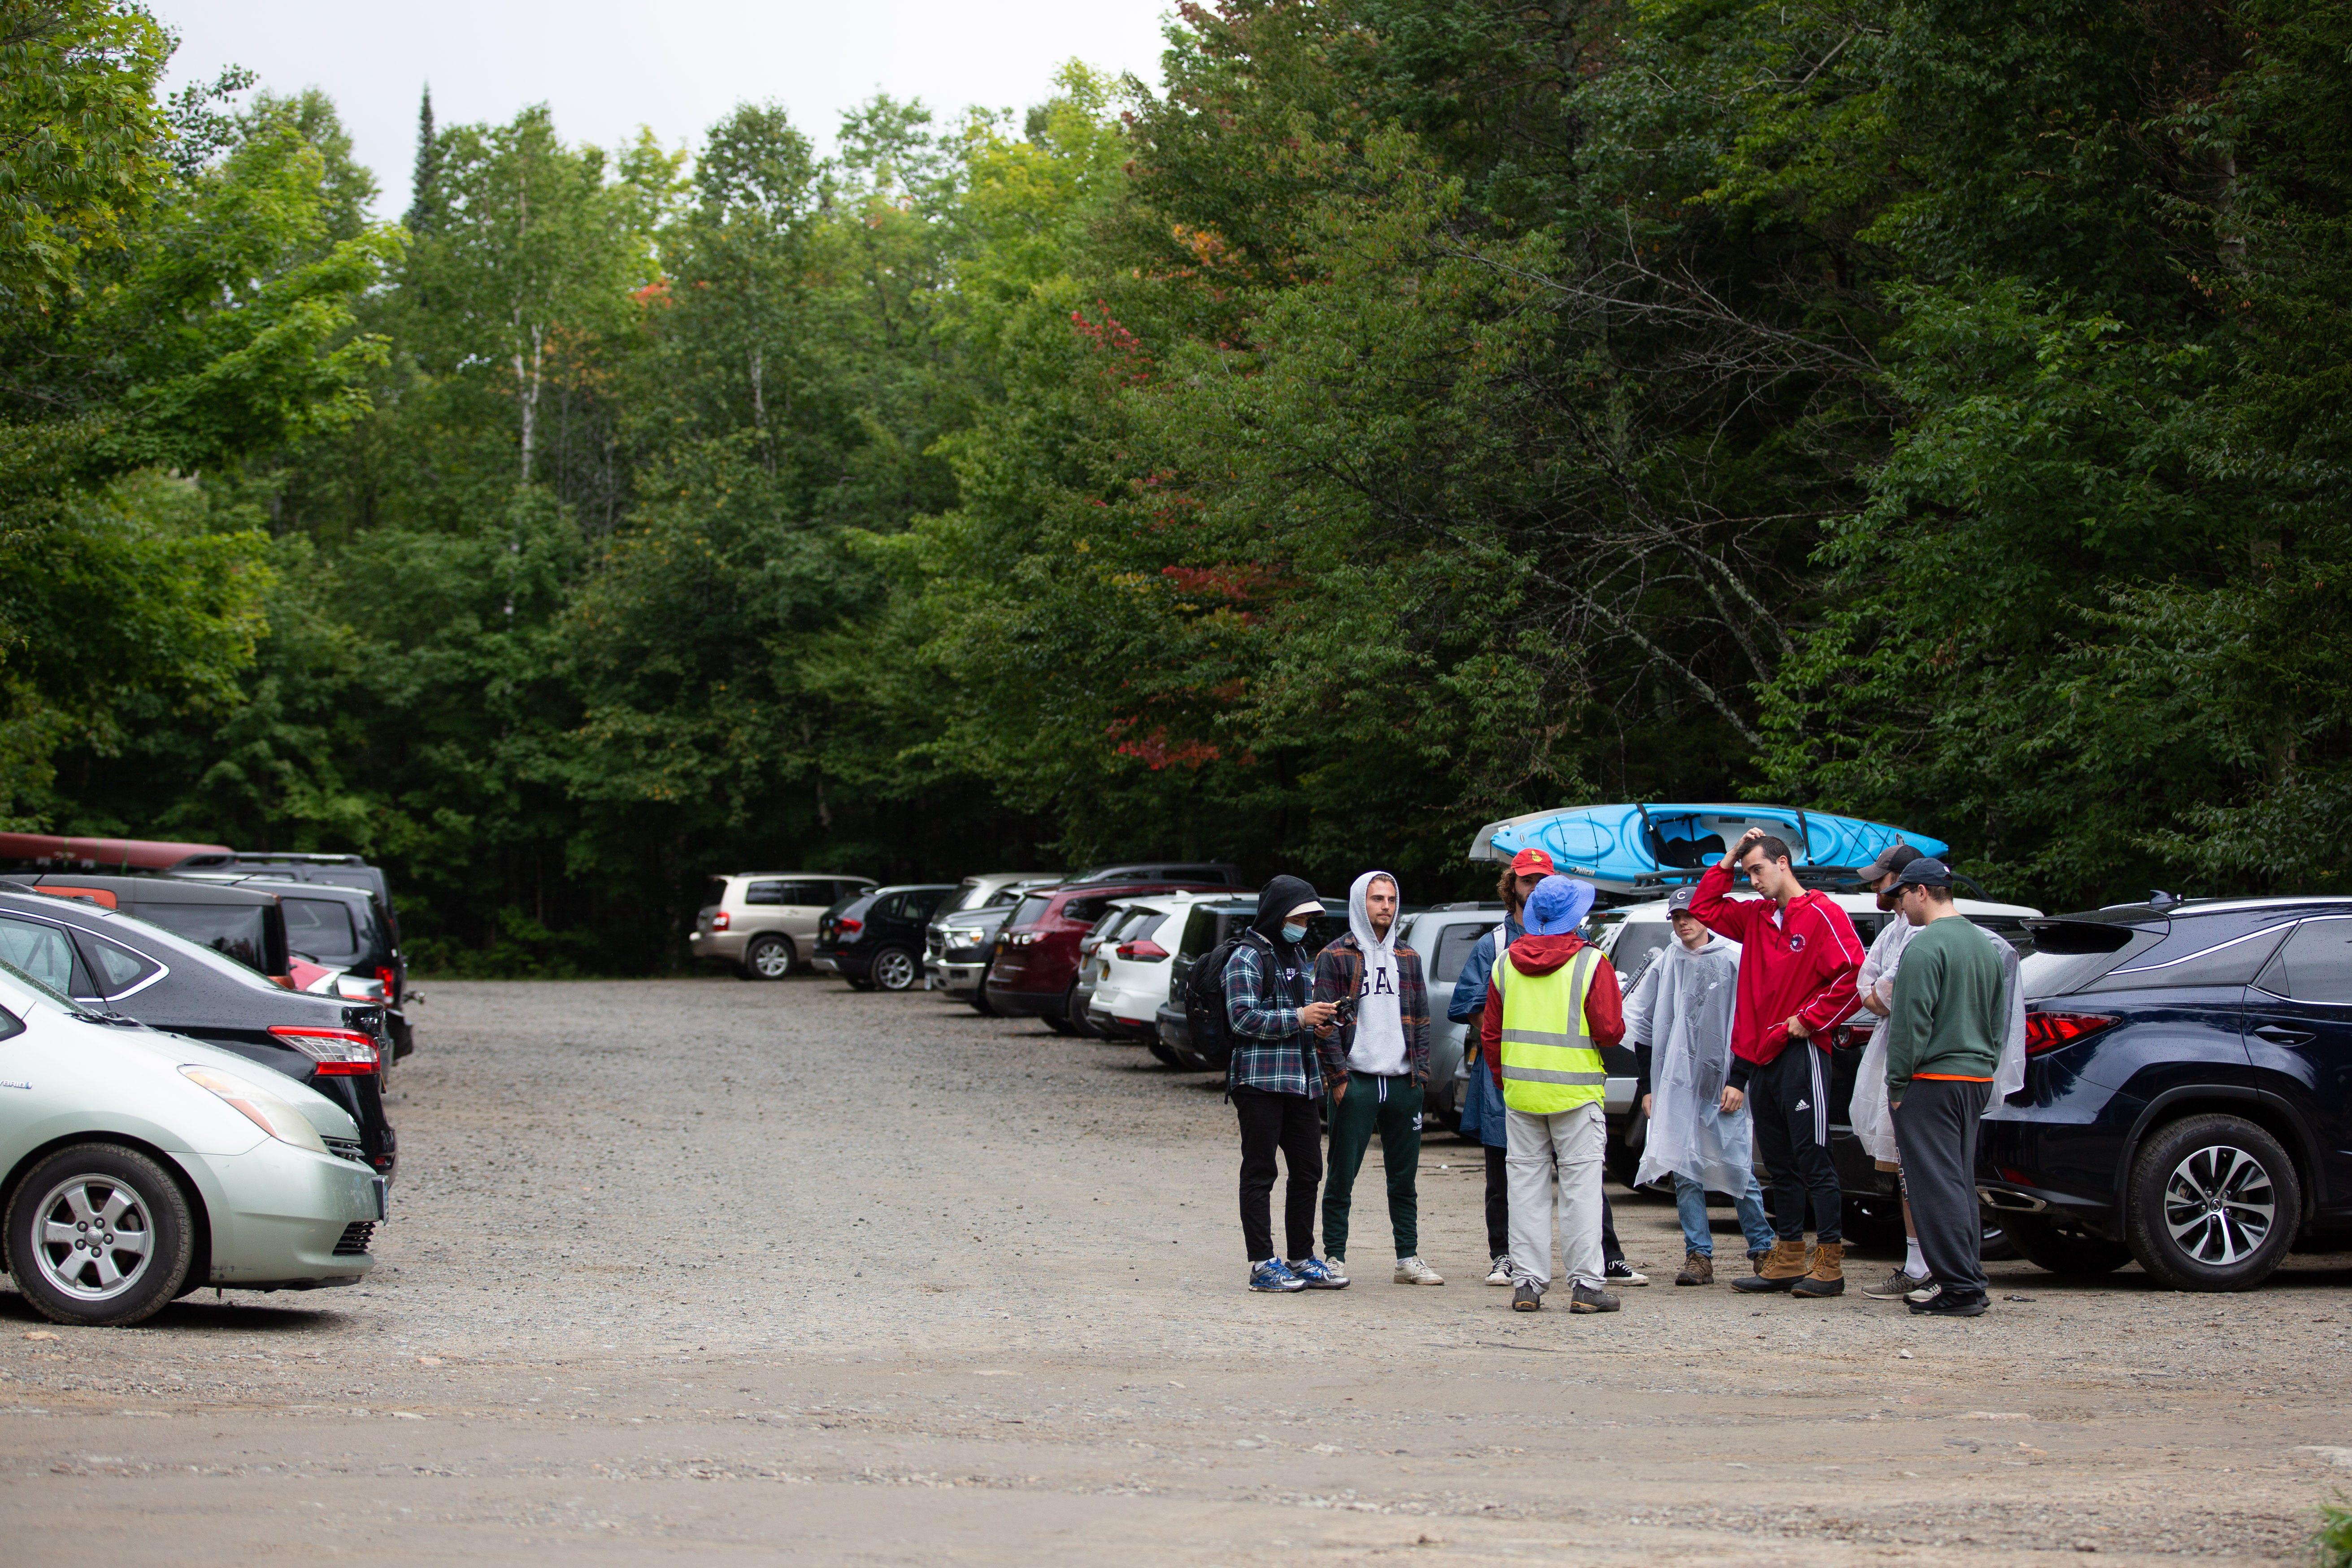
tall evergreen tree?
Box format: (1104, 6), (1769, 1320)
(402, 85), (441, 233)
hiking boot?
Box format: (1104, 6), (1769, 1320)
(1289, 1255), (1348, 1289)
(1674, 1251), (1714, 1287)
(1511, 1280), (1543, 1312)
(1249, 1259), (1305, 1293)
(1792, 1240), (1846, 1298)
(1568, 1283), (1621, 1313)
(1909, 1287), (1989, 1318)
(1863, 1266), (1930, 1301)
(1393, 1255), (1445, 1286)
(1732, 1238), (1809, 1293)
(1604, 1259), (1649, 1287)
(1485, 1255), (1517, 1286)
(1746, 1248), (1769, 1276)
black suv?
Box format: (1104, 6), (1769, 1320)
(1978, 896), (2352, 1291)
(816, 885), (954, 991)
(171, 873), (410, 1058)
(172, 852), (413, 1057)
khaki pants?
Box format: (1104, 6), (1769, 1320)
(1505, 1101), (1605, 1294)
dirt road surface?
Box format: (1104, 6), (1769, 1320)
(4, 978), (2349, 1564)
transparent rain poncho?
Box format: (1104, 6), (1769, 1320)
(1625, 930), (1752, 1194)
(1850, 917), (2028, 1163)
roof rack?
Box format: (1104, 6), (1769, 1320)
(174, 851), (368, 868)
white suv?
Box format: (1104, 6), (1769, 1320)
(1082, 896), (1191, 1040)
(690, 873), (875, 979)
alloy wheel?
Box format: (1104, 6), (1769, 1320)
(871, 947), (917, 991)
(32, 1175), (156, 1303)
(748, 938), (794, 979)
(2161, 1143), (2275, 1266)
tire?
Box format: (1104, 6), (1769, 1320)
(969, 976), (998, 1016)
(846, 976), (877, 992)
(2005, 1214), (2132, 1278)
(1979, 1218), (2019, 1264)
(869, 947), (919, 992)
(5, 1144), (195, 1327)
(1839, 1200), (1907, 1251)
(2124, 1113), (2302, 1292)
(741, 935), (796, 981)
(1065, 986), (1097, 1039)
(1043, 1013), (1077, 1035)
(1147, 1041), (1181, 1066)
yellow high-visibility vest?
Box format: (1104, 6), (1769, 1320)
(1491, 944), (1607, 1114)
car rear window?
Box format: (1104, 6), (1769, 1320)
(1009, 893), (1054, 930)
(1429, 920), (1494, 988)
(1609, 924), (1674, 990)
(1061, 895), (1115, 926)
(135, 903), (277, 974)
(703, 878), (730, 908)
(2018, 921), (2161, 999)
(2087, 921), (2293, 993)
(282, 896), (361, 963)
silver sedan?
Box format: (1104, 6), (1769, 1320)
(0, 962), (384, 1326)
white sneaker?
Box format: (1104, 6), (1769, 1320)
(1485, 1255), (1516, 1286)
(1393, 1255), (1445, 1286)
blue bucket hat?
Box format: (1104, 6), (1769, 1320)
(1525, 875), (1596, 936)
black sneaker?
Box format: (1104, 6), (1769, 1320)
(1568, 1283), (1621, 1313)
(1908, 1288), (1989, 1318)
(1511, 1280), (1543, 1312)
(1603, 1259), (1649, 1287)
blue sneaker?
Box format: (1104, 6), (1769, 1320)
(1289, 1255), (1349, 1289)
(1250, 1258), (1306, 1292)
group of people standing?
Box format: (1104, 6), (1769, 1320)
(1222, 827), (2022, 1320)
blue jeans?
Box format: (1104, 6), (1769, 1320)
(1673, 1171), (1775, 1258)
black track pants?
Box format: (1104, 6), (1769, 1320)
(1234, 1086), (1323, 1262)
(1893, 1077), (1992, 1296)
(1749, 1043), (1842, 1244)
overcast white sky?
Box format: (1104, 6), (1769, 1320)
(154, 0), (1174, 218)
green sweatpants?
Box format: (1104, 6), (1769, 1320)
(1322, 1071), (1422, 1261)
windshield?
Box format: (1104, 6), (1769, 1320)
(0, 954), (100, 1017)
(941, 880), (1001, 915)
(1008, 893), (1055, 930)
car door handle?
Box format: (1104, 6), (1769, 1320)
(2250, 1024), (2317, 1047)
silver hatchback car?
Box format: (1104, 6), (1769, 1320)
(691, 873), (876, 979)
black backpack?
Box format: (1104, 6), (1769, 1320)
(1183, 932), (1252, 1068)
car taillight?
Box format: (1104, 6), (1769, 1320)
(711, 911), (731, 931)
(1117, 940), (1169, 960)
(838, 917), (863, 934)
(2024, 1010), (2117, 1055)
(377, 965), (398, 1002)
(268, 1025), (381, 1075)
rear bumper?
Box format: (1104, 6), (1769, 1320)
(815, 948), (872, 980)
(688, 930), (748, 964)
(986, 982), (1065, 1019)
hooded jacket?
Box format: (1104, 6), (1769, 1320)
(1623, 928), (1754, 1194)
(1223, 874), (1325, 1097)
(1687, 860), (1865, 1089)
(1310, 871), (1430, 1087)
(1478, 930), (1625, 1087)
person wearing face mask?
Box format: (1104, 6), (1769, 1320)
(1224, 874), (1345, 1292)
(1311, 871), (1440, 1286)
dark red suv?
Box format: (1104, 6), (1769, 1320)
(986, 882), (1234, 1031)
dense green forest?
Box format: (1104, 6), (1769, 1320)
(3, 0), (2347, 972)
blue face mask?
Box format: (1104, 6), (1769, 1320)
(1280, 921), (1309, 943)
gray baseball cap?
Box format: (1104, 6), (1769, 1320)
(1666, 886), (1698, 914)
(1860, 842), (1921, 883)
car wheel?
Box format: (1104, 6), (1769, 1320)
(742, 935), (796, 981)
(1978, 1218), (2019, 1263)
(5, 1144), (195, 1328)
(2004, 1214), (2132, 1278)
(1147, 1041), (1180, 1066)
(1065, 986), (1098, 1039)
(969, 988), (997, 1016)
(1043, 1013), (1077, 1035)
(2125, 1113), (2301, 1292)
(870, 947), (919, 992)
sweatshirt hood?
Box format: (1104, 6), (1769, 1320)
(1346, 870), (1400, 959)
(1252, 874), (1321, 941)
(1506, 931), (1587, 975)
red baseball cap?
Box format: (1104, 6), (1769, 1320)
(1508, 847), (1555, 877)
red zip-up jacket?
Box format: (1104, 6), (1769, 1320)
(1480, 932), (1625, 1086)
(1687, 860), (1865, 1090)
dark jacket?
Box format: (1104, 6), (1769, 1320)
(1310, 933), (1430, 1089)
(1224, 874), (1323, 1097)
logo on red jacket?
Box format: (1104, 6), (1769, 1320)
(1787, 933), (1806, 952)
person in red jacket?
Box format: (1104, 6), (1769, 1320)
(1687, 826), (1866, 1297)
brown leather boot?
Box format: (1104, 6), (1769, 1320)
(1792, 1239), (1846, 1297)
(1731, 1238), (1808, 1293)
(1674, 1250), (1713, 1287)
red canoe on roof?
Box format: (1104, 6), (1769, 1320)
(0, 832), (232, 872)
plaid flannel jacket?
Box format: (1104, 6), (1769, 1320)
(1310, 934), (1431, 1089)
(1223, 934), (1323, 1098)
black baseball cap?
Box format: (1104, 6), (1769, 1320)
(1895, 856), (1953, 889)
(1861, 843), (1921, 882)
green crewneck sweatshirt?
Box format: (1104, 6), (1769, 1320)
(1883, 915), (2006, 1099)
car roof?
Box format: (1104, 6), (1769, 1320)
(1610, 890), (2042, 920)
(2, 873), (279, 906)
(724, 871), (874, 882)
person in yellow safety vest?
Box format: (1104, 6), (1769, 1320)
(1477, 874), (1628, 1313)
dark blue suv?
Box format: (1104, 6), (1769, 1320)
(1980, 897), (2352, 1291)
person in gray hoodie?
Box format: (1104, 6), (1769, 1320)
(1311, 871), (1441, 1285)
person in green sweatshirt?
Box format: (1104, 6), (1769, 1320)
(1882, 856), (2008, 1318)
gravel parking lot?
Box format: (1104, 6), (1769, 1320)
(4, 977), (2350, 1564)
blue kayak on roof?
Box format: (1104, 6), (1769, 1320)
(1466, 802), (1948, 895)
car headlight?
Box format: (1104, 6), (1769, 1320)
(181, 1066), (329, 1154)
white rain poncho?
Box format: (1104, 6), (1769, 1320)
(1625, 928), (1751, 1194)
(1850, 916), (2028, 1162)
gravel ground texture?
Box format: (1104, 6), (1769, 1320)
(3, 976), (2350, 1564)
